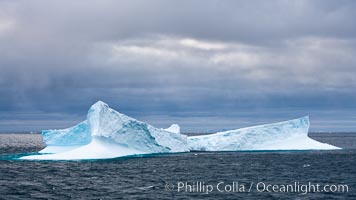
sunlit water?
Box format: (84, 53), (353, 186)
(0, 133), (355, 199)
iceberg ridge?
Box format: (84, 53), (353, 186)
(188, 116), (339, 151)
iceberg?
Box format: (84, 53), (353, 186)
(188, 116), (339, 151)
(21, 101), (189, 160)
(20, 101), (339, 160)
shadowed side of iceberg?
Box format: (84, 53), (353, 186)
(188, 116), (340, 151)
(42, 121), (91, 146)
(39, 120), (91, 154)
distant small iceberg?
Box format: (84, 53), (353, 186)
(20, 101), (340, 160)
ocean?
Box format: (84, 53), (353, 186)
(0, 133), (355, 199)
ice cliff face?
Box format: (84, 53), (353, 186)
(188, 116), (338, 151)
(20, 101), (339, 160)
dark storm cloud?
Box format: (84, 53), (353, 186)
(0, 0), (356, 132)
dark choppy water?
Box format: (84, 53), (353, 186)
(0, 133), (356, 199)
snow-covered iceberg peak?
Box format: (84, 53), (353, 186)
(164, 124), (181, 134)
(86, 101), (186, 153)
(188, 116), (340, 151)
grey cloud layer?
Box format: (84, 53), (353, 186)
(0, 0), (356, 131)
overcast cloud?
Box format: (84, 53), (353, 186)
(1, 0), (356, 132)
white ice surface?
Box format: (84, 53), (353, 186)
(39, 145), (83, 154)
(21, 137), (145, 160)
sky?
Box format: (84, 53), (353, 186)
(0, 0), (356, 132)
